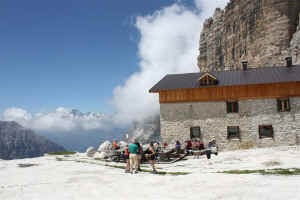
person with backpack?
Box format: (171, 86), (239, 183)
(128, 138), (139, 173)
(134, 140), (142, 171)
(147, 142), (157, 174)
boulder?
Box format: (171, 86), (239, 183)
(86, 146), (96, 157)
(94, 152), (107, 159)
(98, 141), (113, 152)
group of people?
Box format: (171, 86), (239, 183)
(185, 139), (205, 151)
(124, 138), (157, 174)
(167, 139), (205, 154)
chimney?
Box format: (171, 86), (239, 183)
(285, 57), (292, 67)
(242, 61), (248, 71)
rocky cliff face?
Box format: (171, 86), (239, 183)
(198, 0), (300, 72)
(0, 121), (66, 160)
(290, 13), (300, 65)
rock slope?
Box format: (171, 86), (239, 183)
(0, 121), (66, 160)
(290, 13), (300, 65)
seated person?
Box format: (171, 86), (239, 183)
(192, 139), (200, 150)
(113, 140), (120, 150)
(186, 140), (192, 150)
(184, 140), (192, 155)
(199, 141), (205, 150)
(175, 140), (181, 154)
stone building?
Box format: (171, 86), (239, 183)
(198, 0), (300, 72)
(150, 61), (300, 151)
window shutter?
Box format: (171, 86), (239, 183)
(277, 100), (281, 112)
(286, 99), (291, 112)
(226, 102), (230, 113)
(234, 102), (239, 113)
(259, 126), (262, 139)
(227, 127), (230, 139)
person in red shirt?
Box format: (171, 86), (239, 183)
(185, 140), (192, 155)
(186, 140), (192, 150)
(124, 145), (130, 173)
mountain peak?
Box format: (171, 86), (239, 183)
(0, 121), (66, 160)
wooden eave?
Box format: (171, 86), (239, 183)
(158, 81), (300, 103)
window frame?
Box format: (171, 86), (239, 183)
(227, 126), (240, 140)
(190, 127), (201, 140)
(259, 125), (274, 139)
(199, 76), (218, 86)
(226, 101), (239, 113)
(277, 98), (291, 112)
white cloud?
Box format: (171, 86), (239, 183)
(112, 0), (229, 124)
(3, 108), (32, 127)
(2, 107), (111, 132)
(195, 0), (229, 17)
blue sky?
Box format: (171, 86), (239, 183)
(0, 0), (185, 114)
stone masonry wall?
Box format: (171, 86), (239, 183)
(160, 97), (300, 151)
(198, 0), (300, 72)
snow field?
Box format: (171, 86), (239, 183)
(0, 146), (300, 200)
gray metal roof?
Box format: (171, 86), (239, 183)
(149, 65), (300, 92)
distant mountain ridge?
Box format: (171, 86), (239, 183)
(0, 121), (66, 160)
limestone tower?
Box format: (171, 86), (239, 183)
(197, 0), (300, 72)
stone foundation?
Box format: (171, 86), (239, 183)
(160, 98), (300, 151)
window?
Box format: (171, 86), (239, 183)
(259, 125), (274, 139)
(227, 101), (239, 113)
(277, 98), (290, 112)
(199, 73), (218, 86)
(199, 76), (218, 86)
(190, 127), (201, 139)
(227, 126), (240, 139)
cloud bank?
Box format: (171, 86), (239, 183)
(2, 107), (111, 132)
(112, 0), (229, 124)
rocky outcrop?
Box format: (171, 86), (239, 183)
(290, 13), (300, 65)
(0, 121), (66, 160)
(126, 115), (160, 143)
(198, 0), (300, 72)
